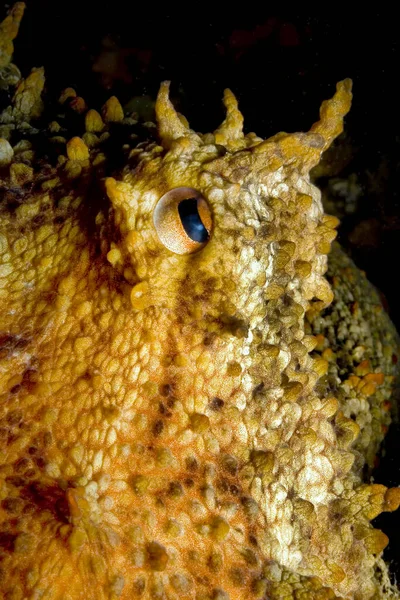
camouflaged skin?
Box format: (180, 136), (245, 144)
(0, 4), (400, 600)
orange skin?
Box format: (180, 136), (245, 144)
(1, 4), (400, 599)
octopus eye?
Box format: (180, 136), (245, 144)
(153, 187), (212, 255)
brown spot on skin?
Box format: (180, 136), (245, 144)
(33, 456), (46, 468)
(20, 482), (71, 524)
(166, 397), (176, 409)
(152, 419), (164, 436)
(248, 535), (258, 547)
(252, 382), (264, 397)
(209, 397), (224, 411)
(185, 456), (198, 469)
(5, 476), (25, 487)
(0, 333), (29, 350)
(0, 532), (17, 553)
(146, 541), (169, 571)
(221, 454), (239, 476)
(167, 481), (184, 498)
(159, 383), (173, 396)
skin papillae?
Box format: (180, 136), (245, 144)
(0, 4), (400, 600)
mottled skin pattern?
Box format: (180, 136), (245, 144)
(0, 5), (400, 600)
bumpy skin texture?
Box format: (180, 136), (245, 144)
(0, 5), (400, 600)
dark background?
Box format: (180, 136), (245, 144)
(3, 0), (400, 584)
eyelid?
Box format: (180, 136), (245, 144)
(153, 187), (212, 255)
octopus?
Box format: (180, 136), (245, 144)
(0, 4), (399, 600)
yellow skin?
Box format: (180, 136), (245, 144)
(0, 4), (400, 600)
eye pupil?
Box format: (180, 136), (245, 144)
(178, 198), (209, 243)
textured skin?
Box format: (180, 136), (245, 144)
(0, 4), (400, 599)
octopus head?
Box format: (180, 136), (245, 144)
(104, 79), (352, 363)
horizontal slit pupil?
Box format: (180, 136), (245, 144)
(178, 198), (209, 243)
